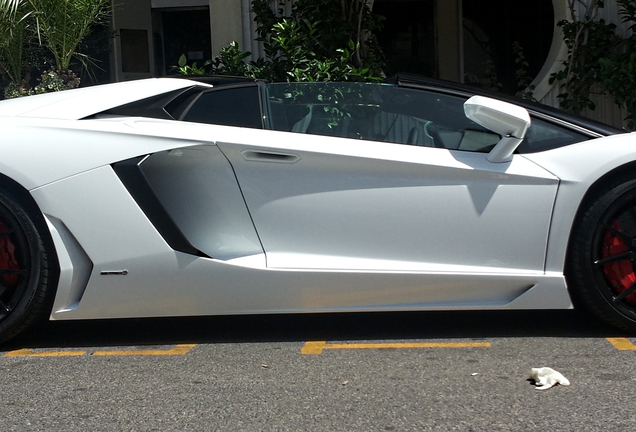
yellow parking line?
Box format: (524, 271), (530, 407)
(607, 337), (636, 350)
(2, 344), (197, 357)
(301, 340), (491, 355)
(91, 344), (196, 356)
(4, 349), (87, 357)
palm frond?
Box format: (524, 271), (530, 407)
(28, 0), (109, 70)
(0, 0), (32, 84)
(0, 0), (22, 16)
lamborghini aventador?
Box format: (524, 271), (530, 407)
(0, 73), (633, 343)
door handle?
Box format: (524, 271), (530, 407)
(240, 149), (300, 164)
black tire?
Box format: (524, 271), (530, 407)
(0, 191), (52, 343)
(567, 177), (636, 332)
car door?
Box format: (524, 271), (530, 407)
(218, 83), (559, 276)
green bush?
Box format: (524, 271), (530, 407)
(173, 0), (384, 82)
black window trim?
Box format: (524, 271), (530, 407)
(177, 81), (266, 129)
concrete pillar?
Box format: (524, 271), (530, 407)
(209, 0), (245, 57)
(110, 0), (155, 81)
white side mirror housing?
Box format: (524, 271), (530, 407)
(464, 96), (531, 163)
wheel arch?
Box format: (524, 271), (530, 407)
(0, 173), (41, 215)
(564, 160), (636, 297)
(0, 172), (60, 303)
(563, 159), (636, 330)
(569, 161), (636, 240)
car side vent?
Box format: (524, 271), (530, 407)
(112, 157), (209, 258)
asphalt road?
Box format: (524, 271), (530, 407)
(1, 310), (635, 431)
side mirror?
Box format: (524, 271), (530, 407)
(464, 96), (531, 163)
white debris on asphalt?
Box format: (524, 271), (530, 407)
(529, 367), (570, 390)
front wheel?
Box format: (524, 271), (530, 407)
(0, 191), (52, 343)
(567, 178), (636, 332)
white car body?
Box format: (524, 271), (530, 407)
(0, 76), (633, 340)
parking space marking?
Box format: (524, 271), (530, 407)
(4, 349), (87, 357)
(606, 337), (636, 350)
(91, 344), (196, 356)
(301, 340), (491, 354)
(2, 344), (197, 357)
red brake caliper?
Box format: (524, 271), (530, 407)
(0, 219), (19, 287)
(602, 221), (636, 304)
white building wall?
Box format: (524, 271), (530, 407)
(210, 0), (244, 57)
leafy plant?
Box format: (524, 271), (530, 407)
(208, 41), (252, 76)
(251, 0), (384, 82)
(598, 0), (636, 128)
(3, 66), (80, 98)
(512, 41), (536, 101)
(32, 67), (73, 93)
(172, 54), (208, 75)
(550, 0), (636, 129)
(553, 25), (616, 112)
(271, 19), (381, 82)
(172, 1), (385, 83)
(173, 43), (254, 77)
(3, 81), (31, 98)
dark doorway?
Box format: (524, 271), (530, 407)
(463, 0), (554, 93)
(375, 0), (554, 95)
(154, 8), (212, 76)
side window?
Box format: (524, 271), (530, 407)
(517, 117), (589, 153)
(264, 83), (500, 152)
(181, 86), (263, 129)
(375, 87), (500, 151)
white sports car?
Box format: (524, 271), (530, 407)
(0, 74), (632, 342)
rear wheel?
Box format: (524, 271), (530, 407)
(568, 178), (636, 331)
(0, 191), (51, 343)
